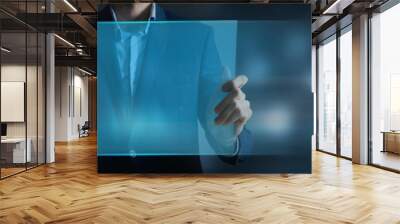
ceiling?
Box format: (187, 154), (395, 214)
(0, 0), (390, 74)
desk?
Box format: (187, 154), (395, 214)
(382, 131), (400, 154)
(1, 138), (31, 163)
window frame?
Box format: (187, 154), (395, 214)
(316, 24), (353, 161)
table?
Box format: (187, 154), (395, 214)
(382, 131), (400, 154)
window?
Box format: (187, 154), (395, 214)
(317, 25), (353, 159)
(339, 27), (352, 158)
(370, 2), (400, 171)
(318, 36), (337, 154)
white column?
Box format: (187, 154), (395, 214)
(352, 14), (369, 164)
(312, 45), (317, 151)
(46, 1), (55, 163)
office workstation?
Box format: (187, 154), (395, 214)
(0, 80), (38, 176)
(0, 31), (46, 178)
(1, 81), (29, 170)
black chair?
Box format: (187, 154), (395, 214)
(79, 121), (90, 138)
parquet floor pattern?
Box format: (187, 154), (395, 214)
(1, 135), (400, 224)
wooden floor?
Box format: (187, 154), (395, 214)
(0, 167), (26, 178)
(1, 136), (400, 224)
(372, 150), (400, 171)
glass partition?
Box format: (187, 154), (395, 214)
(0, 1), (46, 179)
(27, 30), (38, 169)
(38, 32), (45, 165)
(1, 30), (28, 177)
(339, 27), (352, 158)
(317, 35), (337, 154)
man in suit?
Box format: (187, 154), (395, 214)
(98, 3), (253, 170)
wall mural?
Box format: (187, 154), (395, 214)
(97, 3), (312, 173)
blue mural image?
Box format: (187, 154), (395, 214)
(97, 3), (312, 173)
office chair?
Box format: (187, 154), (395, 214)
(79, 121), (90, 138)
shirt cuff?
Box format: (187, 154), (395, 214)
(232, 137), (240, 156)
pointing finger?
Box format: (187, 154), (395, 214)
(222, 75), (248, 92)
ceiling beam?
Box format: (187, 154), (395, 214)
(67, 14), (97, 38)
(55, 55), (96, 72)
(322, 0), (355, 14)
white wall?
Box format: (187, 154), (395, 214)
(1, 65), (40, 137)
(71, 72), (89, 138)
(55, 67), (89, 141)
(312, 45), (316, 150)
(1, 65), (28, 141)
(55, 66), (70, 141)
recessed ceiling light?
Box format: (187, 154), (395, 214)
(78, 67), (93, 76)
(322, 0), (353, 15)
(1, 47), (11, 53)
(54, 34), (75, 48)
(63, 0), (78, 12)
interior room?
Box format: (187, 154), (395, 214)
(0, 15), (46, 178)
(1, 0), (400, 223)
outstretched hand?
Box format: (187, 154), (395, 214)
(214, 75), (252, 137)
